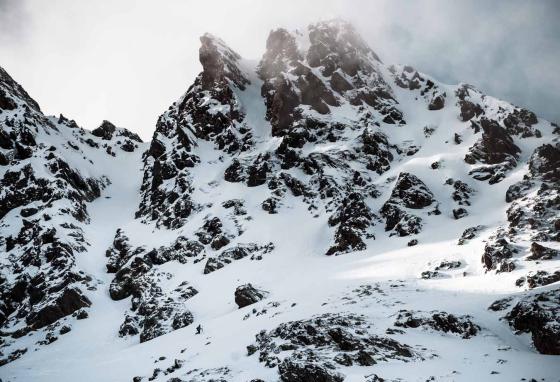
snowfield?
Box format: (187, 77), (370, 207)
(1, 20), (559, 382)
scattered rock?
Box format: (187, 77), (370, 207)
(248, 312), (418, 373)
(394, 310), (479, 339)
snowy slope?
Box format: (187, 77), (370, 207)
(1, 20), (559, 382)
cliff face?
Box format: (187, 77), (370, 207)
(1, 20), (559, 382)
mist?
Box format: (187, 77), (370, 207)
(1, 0), (558, 140)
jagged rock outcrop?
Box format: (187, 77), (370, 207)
(278, 360), (344, 382)
(326, 192), (377, 255)
(455, 83), (541, 138)
(203, 243), (274, 274)
(516, 271), (560, 289)
(528, 242), (560, 261)
(491, 288), (560, 355)
(465, 118), (521, 184)
(458, 225), (486, 245)
(390, 65), (446, 111)
(360, 128), (393, 174)
(259, 20), (403, 142)
(380, 172), (435, 236)
(247, 313), (418, 379)
(106, 231), (203, 342)
(482, 235), (518, 273)
(0, 65), (113, 354)
(136, 34), (251, 229)
(506, 144), (560, 242)
(394, 310), (479, 339)
(445, 178), (474, 219)
(91, 120), (142, 153)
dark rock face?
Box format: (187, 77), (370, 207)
(394, 310), (479, 339)
(136, 34), (250, 229)
(0, 348), (28, 367)
(297, 65), (339, 114)
(0, 66), (113, 351)
(503, 108), (539, 137)
(224, 159), (244, 183)
(483, 142), (560, 294)
(326, 192), (376, 256)
(259, 20), (403, 139)
(246, 154), (271, 187)
(380, 203), (423, 237)
(455, 85), (484, 122)
(361, 128), (393, 174)
(380, 173), (435, 236)
(248, 313), (417, 378)
(258, 28), (301, 80)
(91, 120), (117, 140)
(0, 160), (101, 222)
(91, 120), (142, 153)
(106, 228), (138, 273)
(527, 242), (559, 261)
(26, 288), (91, 329)
(278, 359), (344, 382)
(0, 66), (41, 112)
(452, 208), (468, 220)
(115, 273), (198, 343)
(203, 243), (274, 274)
(390, 65), (446, 111)
(199, 33), (249, 91)
(234, 284), (267, 308)
(506, 144), (560, 242)
(195, 217), (232, 250)
(501, 288), (560, 355)
(428, 95), (445, 110)
(482, 236), (517, 273)
(456, 83), (541, 139)
(106, 230), (202, 342)
(0, 87), (18, 110)
(465, 118), (520, 184)
(258, 28), (302, 136)
(516, 271), (560, 289)
(505, 179), (533, 203)
(467, 118), (521, 165)
(528, 143), (560, 181)
(447, 179), (474, 209)
(330, 72), (353, 93)
(386, 172), (434, 209)
(457, 225), (485, 245)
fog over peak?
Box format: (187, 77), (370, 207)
(1, 0), (558, 139)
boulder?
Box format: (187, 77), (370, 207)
(234, 284), (267, 308)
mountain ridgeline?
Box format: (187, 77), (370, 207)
(0, 20), (559, 382)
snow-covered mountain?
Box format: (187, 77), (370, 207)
(1, 20), (559, 381)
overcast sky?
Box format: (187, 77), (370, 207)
(1, 0), (558, 140)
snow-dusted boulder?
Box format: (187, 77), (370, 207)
(234, 284), (267, 308)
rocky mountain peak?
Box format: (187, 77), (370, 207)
(0, 65), (41, 113)
(258, 20), (402, 138)
(306, 19), (382, 73)
(2, 20), (560, 381)
(199, 33), (249, 90)
(258, 28), (302, 80)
